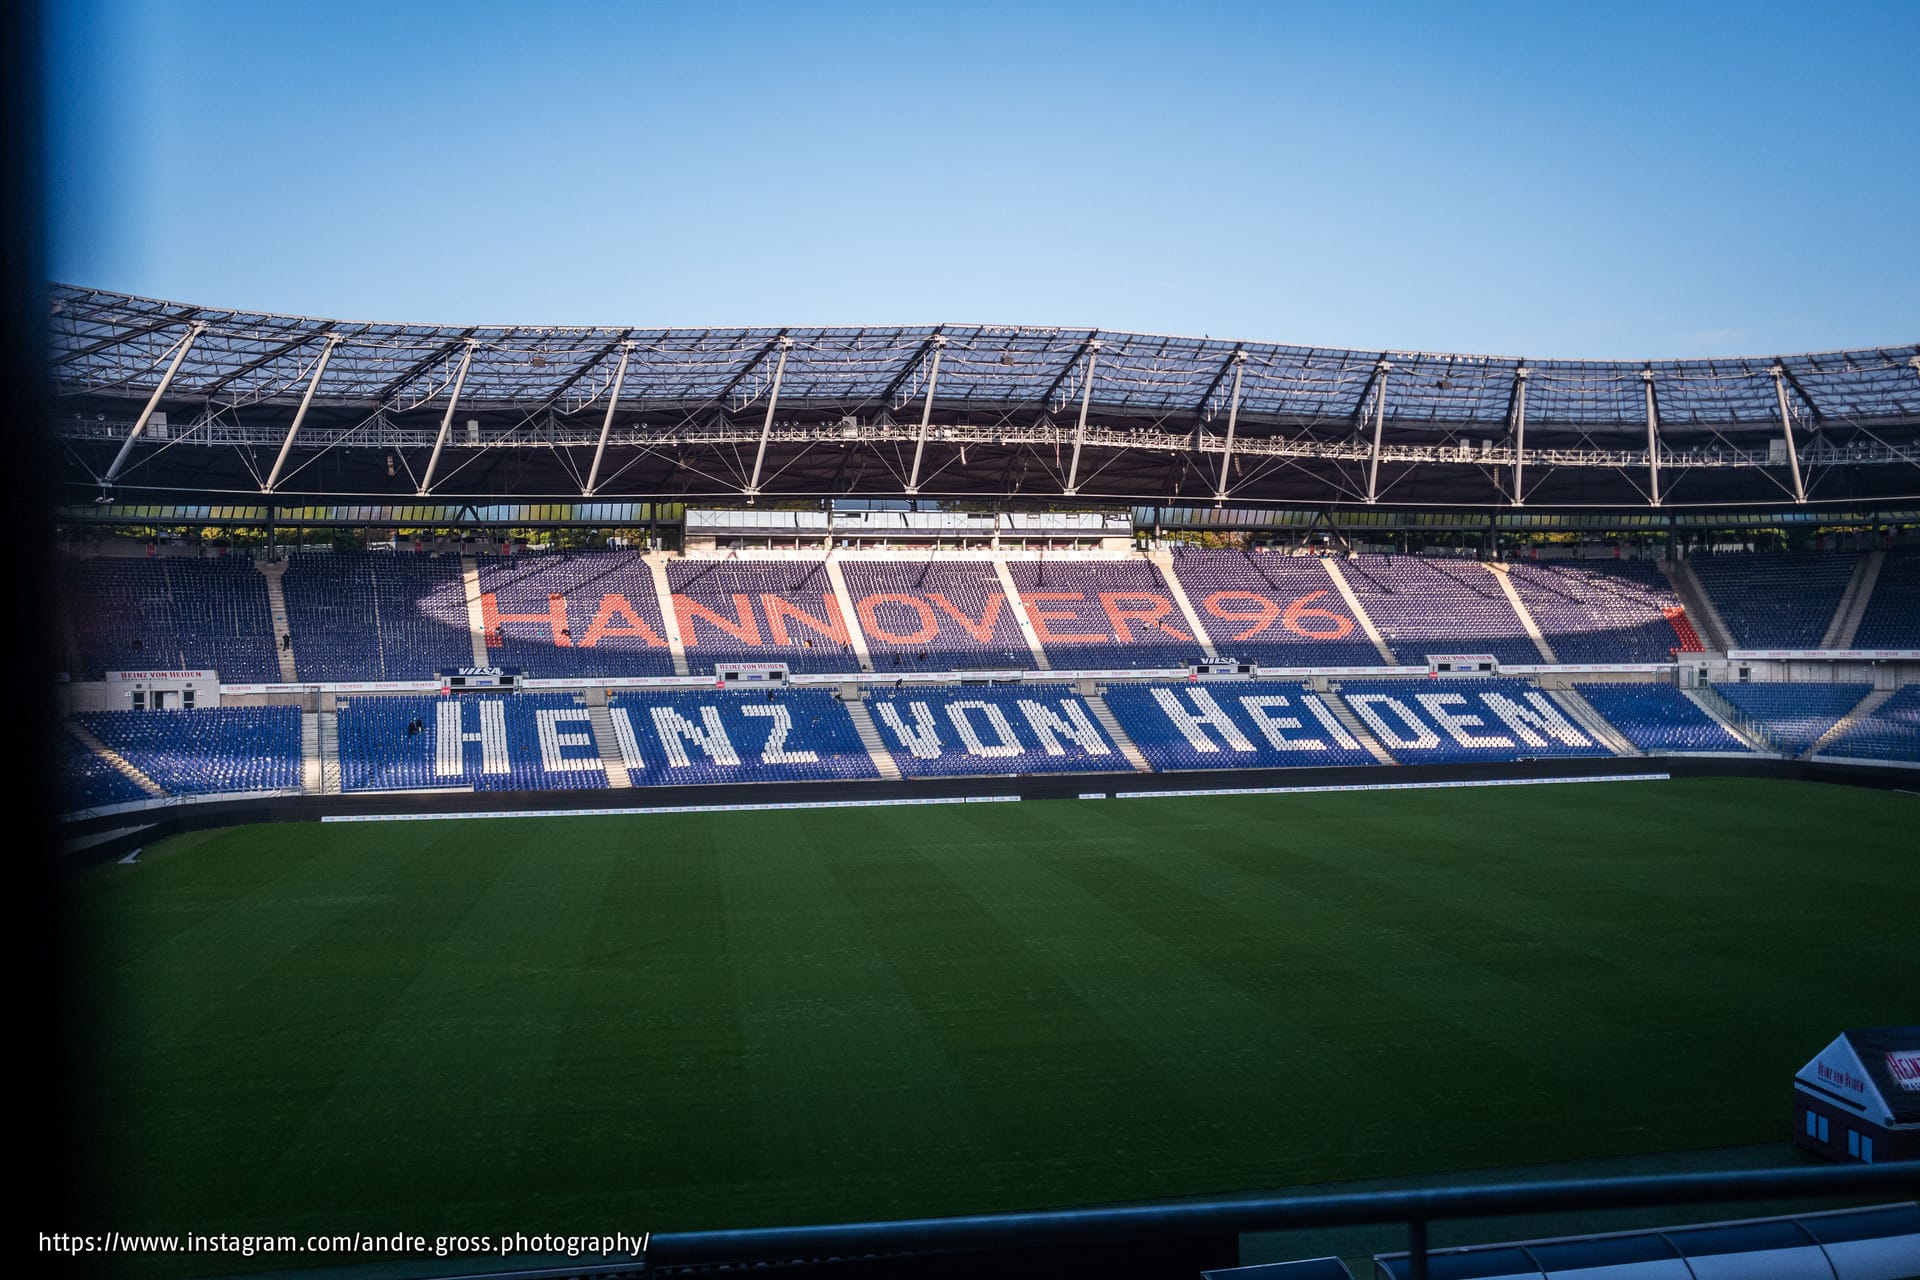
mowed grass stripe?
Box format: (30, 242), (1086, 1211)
(70, 779), (1919, 1277)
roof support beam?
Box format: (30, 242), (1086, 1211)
(1213, 350), (1247, 502)
(374, 330), (477, 405)
(1772, 365), (1807, 503)
(905, 335), (948, 496)
(1509, 367), (1529, 506)
(263, 333), (341, 493)
(1642, 368), (1662, 507)
(1063, 341), (1101, 496)
(583, 343), (633, 497)
(745, 336), (793, 501)
(877, 327), (945, 406)
(103, 322), (206, 484)
(1365, 360), (1391, 503)
(416, 340), (477, 496)
(197, 324), (334, 399)
(56, 307), (203, 367)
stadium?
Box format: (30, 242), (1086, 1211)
(46, 281), (1920, 1277)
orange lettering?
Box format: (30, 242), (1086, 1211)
(1098, 592), (1188, 643)
(762, 594), (849, 647)
(1205, 590), (1282, 641)
(1281, 591), (1353, 640)
(928, 592), (1004, 642)
(674, 593), (761, 646)
(1021, 592), (1104, 643)
(580, 594), (667, 648)
(858, 593), (938, 646)
(480, 592), (570, 646)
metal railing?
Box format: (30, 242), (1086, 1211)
(422, 1162), (1920, 1280)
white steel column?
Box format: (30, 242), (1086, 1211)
(1365, 359), (1391, 503)
(1509, 366), (1529, 506)
(905, 335), (947, 495)
(417, 340), (477, 496)
(1213, 350), (1247, 501)
(583, 342), (632, 497)
(745, 336), (793, 500)
(1063, 341), (1101, 496)
(1771, 365), (1806, 504)
(104, 321), (206, 484)
(1641, 369), (1662, 507)
(264, 333), (340, 493)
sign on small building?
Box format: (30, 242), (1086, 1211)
(1792, 1026), (1919, 1164)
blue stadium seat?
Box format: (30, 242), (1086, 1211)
(1709, 682), (1871, 754)
(1507, 560), (1700, 662)
(608, 689), (879, 786)
(64, 553), (279, 681)
(668, 559), (860, 674)
(863, 686), (1126, 777)
(1819, 684), (1920, 761)
(476, 550), (676, 677)
(1338, 557), (1540, 667)
(1688, 552), (1856, 647)
(76, 706), (302, 796)
(1166, 549), (1383, 667)
(1573, 683), (1749, 753)
(1852, 552), (1920, 649)
(1004, 558), (1204, 670)
(283, 550), (473, 681)
(841, 557), (1033, 671)
(61, 736), (152, 808)
(1102, 680), (1378, 770)
(1328, 678), (1614, 762)
(337, 693), (608, 792)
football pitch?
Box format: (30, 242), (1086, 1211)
(72, 777), (1918, 1271)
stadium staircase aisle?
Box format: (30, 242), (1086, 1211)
(1548, 687), (1640, 756)
(64, 722), (164, 797)
(258, 560), (298, 681)
(317, 711), (341, 794)
(1318, 560), (1398, 664)
(460, 557), (488, 667)
(1486, 562), (1558, 663)
(1083, 694), (1155, 772)
(1801, 687), (1894, 759)
(300, 711), (321, 794)
(647, 553), (691, 676)
(991, 557), (1051, 669)
(1822, 551), (1883, 649)
(1662, 561), (1734, 651)
(1685, 685), (1779, 754)
(586, 703), (633, 787)
(822, 558), (876, 672)
(1147, 550), (1220, 659)
(841, 699), (903, 780)
(1313, 690), (1398, 765)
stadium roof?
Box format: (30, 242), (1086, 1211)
(48, 284), (1920, 517)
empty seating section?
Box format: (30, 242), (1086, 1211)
(336, 693), (608, 792)
(64, 555), (279, 681)
(283, 552), (473, 681)
(1572, 683), (1749, 753)
(1102, 680), (1377, 770)
(76, 707), (301, 795)
(1710, 682), (1871, 754)
(1339, 557), (1539, 666)
(607, 689), (878, 786)
(477, 551), (675, 677)
(1507, 560), (1698, 662)
(668, 559), (857, 674)
(839, 558), (1031, 670)
(1852, 552), (1920, 649)
(1821, 685), (1920, 761)
(1329, 678), (1613, 761)
(62, 737), (150, 809)
(1688, 552), (1856, 647)
(1006, 559), (1203, 669)
(1166, 550), (1382, 666)
(863, 686), (1124, 777)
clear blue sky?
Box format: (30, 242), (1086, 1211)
(45, 0), (1920, 359)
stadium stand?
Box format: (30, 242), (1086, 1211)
(283, 551), (473, 681)
(839, 557), (1031, 670)
(1709, 682), (1872, 755)
(1813, 684), (1920, 762)
(1687, 551), (1857, 647)
(476, 550), (676, 677)
(1165, 549), (1383, 667)
(64, 554), (280, 681)
(1851, 551), (1920, 649)
(607, 689), (879, 786)
(1506, 560), (1702, 663)
(76, 706), (302, 795)
(862, 686), (1124, 777)
(61, 736), (152, 808)
(667, 558), (859, 674)
(1328, 678), (1613, 761)
(1005, 558), (1205, 669)
(1101, 681), (1377, 770)
(1338, 556), (1540, 667)
(337, 692), (609, 792)
(1572, 683), (1751, 753)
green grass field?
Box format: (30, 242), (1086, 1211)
(72, 778), (1918, 1273)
